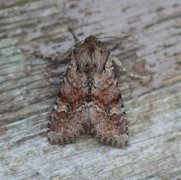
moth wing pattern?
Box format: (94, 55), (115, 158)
(47, 36), (128, 148)
(90, 57), (128, 148)
(48, 106), (86, 144)
(47, 61), (88, 144)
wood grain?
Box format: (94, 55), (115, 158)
(0, 0), (180, 179)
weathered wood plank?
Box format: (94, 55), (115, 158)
(0, 0), (181, 179)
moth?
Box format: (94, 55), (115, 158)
(47, 36), (128, 148)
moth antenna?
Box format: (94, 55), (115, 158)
(68, 27), (79, 43)
(98, 34), (141, 46)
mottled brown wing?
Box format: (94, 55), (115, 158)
(90, 103), (128, 148)
(47, 104), (86, 144)
(90, 59), (128, 148)
(47, 63), (88, 144)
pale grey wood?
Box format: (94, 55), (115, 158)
(0, 0), (181, 179)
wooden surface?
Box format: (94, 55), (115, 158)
(0, 0), (181, 179)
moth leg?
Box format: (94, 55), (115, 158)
(33, 27), (79, 61)
(33, 49), (57, 61)
(112, 56), (145, 79)
(33, 47), (71, 63)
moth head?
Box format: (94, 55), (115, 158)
(73, 36), (110, 73)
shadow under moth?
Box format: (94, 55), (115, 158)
(47, 36), (128, 148)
